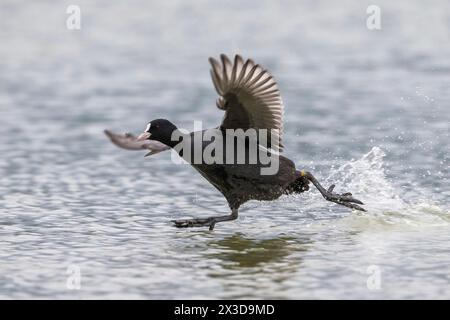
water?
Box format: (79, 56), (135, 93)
(0, 0), (449, 299)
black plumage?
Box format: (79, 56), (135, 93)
(106, 54), (365, 230)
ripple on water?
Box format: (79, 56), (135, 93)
(0, 0), (449, 299)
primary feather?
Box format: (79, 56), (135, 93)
(209, 54), (285, 152)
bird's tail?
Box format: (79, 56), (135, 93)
(285, 171), (310, 194)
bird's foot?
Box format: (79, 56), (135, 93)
(322, 184), (366, 211)
(172, 217), (217, 230)
(172, 211), (238, 231)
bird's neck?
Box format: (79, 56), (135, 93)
(159, 128), (182, 149)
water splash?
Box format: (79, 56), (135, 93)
(327, 147), (449, 227)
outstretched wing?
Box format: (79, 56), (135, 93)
(104, 130), (170, 157)
(209, 54), (284, 152)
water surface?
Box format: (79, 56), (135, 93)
(0, 0), (449, 299)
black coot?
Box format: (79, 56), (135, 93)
(106, 54), (365, 230)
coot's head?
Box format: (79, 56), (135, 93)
(137, 119), (178, 147)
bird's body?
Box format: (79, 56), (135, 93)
(106, 54), (365, 230)
(178, 129), (301, 209)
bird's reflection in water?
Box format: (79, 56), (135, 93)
(204, 233), (311, 299)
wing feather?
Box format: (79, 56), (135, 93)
(208, 54), (285, 151)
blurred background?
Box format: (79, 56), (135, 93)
(0, 0), (449, 299)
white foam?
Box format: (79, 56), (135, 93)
(326, 146), (449, 228)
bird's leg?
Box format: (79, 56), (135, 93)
(172, 209), (239, 231)
(299, 170), (366, 211)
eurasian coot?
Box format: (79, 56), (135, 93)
(106, 54), (365, 230)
